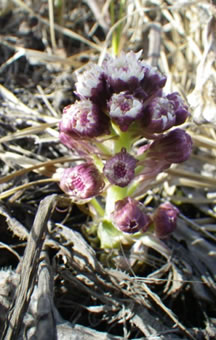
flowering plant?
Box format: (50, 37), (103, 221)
(57, 51), (192, 249)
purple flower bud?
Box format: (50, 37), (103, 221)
(166, 92), (189, 125)
(108, 91), (143, 131)
(103, 148), (137, 187)
(75, 63), (108, 104)
(59, 100), (109, 138)
(153, 202), (179, 238)
(148, 128), (192, 164)
(103, 51), (145, 93)
(112, 197), (150, 233)
(140, 63), (167, 99)
(142, 96), (177, 133)
(59, 163), (104, 199)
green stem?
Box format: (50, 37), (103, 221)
(111, 122), (133, 153)
(91, 154), (104, 172)
(105, 184), (128, 217)
(90, 197), (105, 217)
(126, 181), (138, 197)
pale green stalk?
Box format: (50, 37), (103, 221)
(90, 197), (105, 217)
(110, 0), (127, 56)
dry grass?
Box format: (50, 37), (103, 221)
(0, 0), (216, 339)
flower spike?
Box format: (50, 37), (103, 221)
(57, 50), (192, 249)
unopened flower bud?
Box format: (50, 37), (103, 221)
(103, 148), (137, 187)
(59, 99), (109, 138)
(59, 163), (104, 199)
(153, 202), (179, 238)
(112, 197), (150, 233)
(108, 91), (143, 131)
(148, 128), (192, 164)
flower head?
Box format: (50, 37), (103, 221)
(153, 202), (179, 238)
(142, 95), (177, 133)
(103, 51), (145, 93)
(103, 148), (137, 187)
(108, 91), (143, 131)
(166, 92), (189, 125)
(141, 92), (189, 133)
(59, 99), (109, 138)
(140, 63), (167, 99)
(59, 163), (104, 199)
(75, 63), (108, 104)
(112, 197), (150, 233)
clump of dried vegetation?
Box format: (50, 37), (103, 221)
(0, 0), (216, 339)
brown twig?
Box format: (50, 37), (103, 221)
(2, 194), (57, 340)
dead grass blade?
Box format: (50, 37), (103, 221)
(2, 194), (57, 340)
